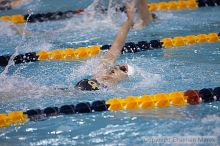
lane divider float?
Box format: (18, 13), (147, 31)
(0, 87), (219, 128)
(0, 9), (84, 24)
(0, 32), (219, 67)
(148, 0), (220, 11)
(0, 0), (219, 24)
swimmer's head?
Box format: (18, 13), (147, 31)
(108, 64), (135, 81)
(75, 79), (99, 91)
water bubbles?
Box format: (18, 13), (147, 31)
(26, 128), (38, 132)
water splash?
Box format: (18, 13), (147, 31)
(0, 75), (45, 100)
(54, 0), (128, 34)
(1, 14), (32, 76)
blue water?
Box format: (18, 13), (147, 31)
(0, 0), (220, 145)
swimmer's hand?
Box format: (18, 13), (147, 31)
(133, 20), (145, 29)
(126, 1), (136, 22)
(133, 0), (153, 29)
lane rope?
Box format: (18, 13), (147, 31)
(0, 87), (219, 128)
(0, 32), (219, 67)
(149, 0), (220, 11)
(0, 0), (219, 24)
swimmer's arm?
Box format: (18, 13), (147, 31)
(11, 0), (29, 8)
(98, 2), (135, 68)
(133, 0), (152, 29)
(100, 19), (133, 66)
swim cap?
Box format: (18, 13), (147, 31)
(75, 79), (99, 91)
(127, 64), (135, 76)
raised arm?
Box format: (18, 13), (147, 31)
(133, 0), (152, 29)
(98, 2), (136, 68)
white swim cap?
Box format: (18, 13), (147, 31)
(127, 64), (135, 76)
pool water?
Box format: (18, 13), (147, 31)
(0, 0), (220, 145)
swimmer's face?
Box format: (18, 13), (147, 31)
(108, 64), (128, 80)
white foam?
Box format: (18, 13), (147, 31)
(0, 75), (42, 100)
(201, 114), (220, 123)
(68, 57), (100, 82)
(55, 0), (128, 34)
(133, 67), (162, 88)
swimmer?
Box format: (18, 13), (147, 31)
(75, 1), (149, 91)
(0, 0), (31, 11)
